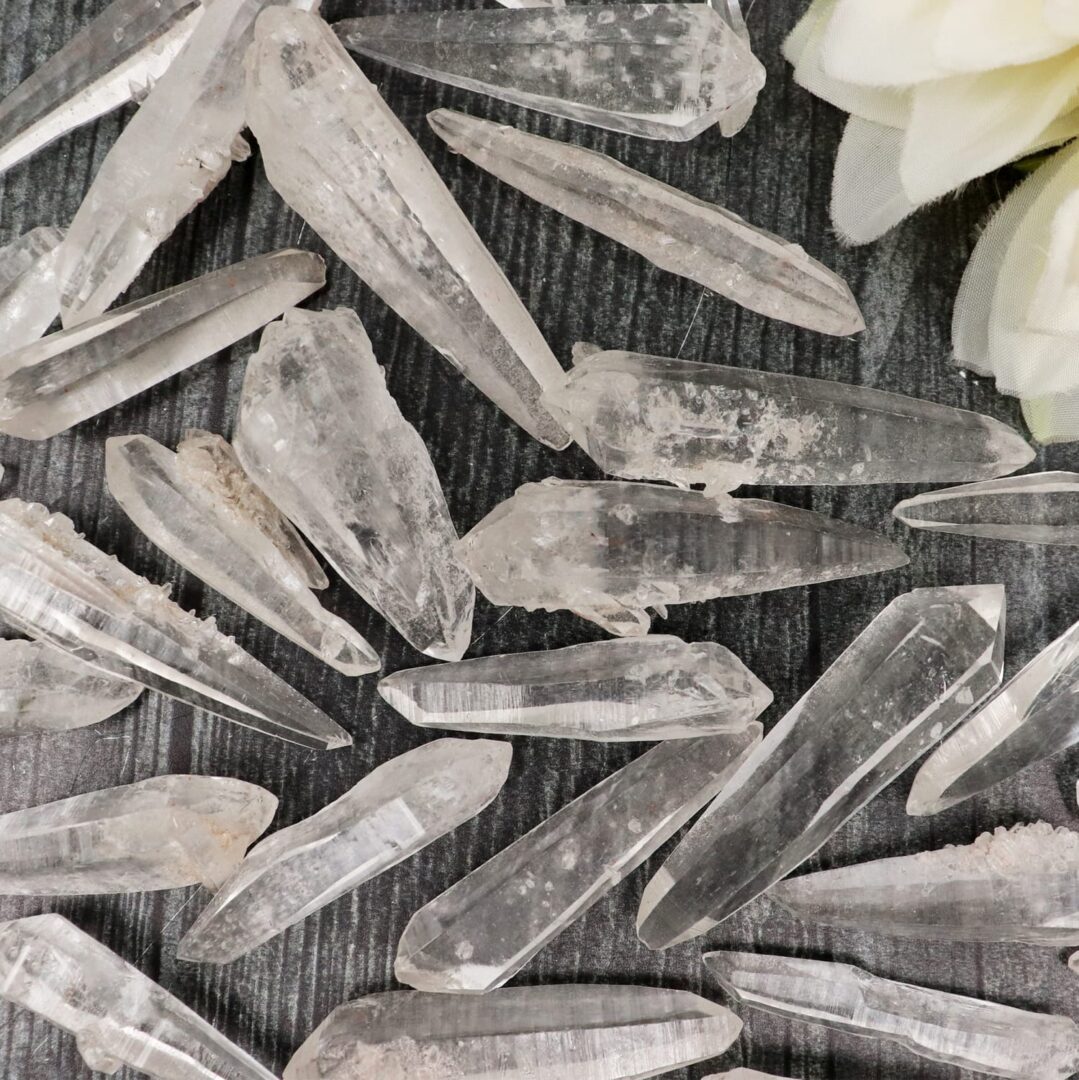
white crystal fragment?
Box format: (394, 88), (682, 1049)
(0, 227), (64, 352)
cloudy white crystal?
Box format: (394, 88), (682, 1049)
(0, 227), (64, 352)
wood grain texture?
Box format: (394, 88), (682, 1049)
(0, 0), (1074, 1078)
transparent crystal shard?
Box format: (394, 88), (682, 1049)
(0, 498), (351, 749)
(0, 0), (202, 176)
(545, 347), (1035, 491)
(395, 726), (760, 994)
(106, 431), (379, 676)
(428, 109), (864, 337)
(245, 9), (569, 450)
(455, 479), (908, 637)
(379, 635), (772, 741)
(0, 227), (64, 352)
(234, 308), (474, 660)
(0, 914), (277, 1079)
(283, 985), (743, 1080)
(0, 248), (324, 441)
(704, 951), (1079, 1080)
(636, 585), (1006, 949)
(335, 5), (764, 141)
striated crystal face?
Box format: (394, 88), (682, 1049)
(0, 227), (64, 352)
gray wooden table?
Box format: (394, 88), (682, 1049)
(0, 0), (1074, 1077)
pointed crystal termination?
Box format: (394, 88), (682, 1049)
(283, 986), (743, 1080)
(704, 951), (1079, 1080)
(0, 775), (276, 895)
(0, 249), (324, 441)
(0, 499), (351, 749)
(379, 635), (772, 741)
(428, 110), (864, 337)
(179, 739), (510, 963)
(0, 914), (278, 1079)
(0, 0), (202, 176)
(455, 479), (908, 637)
(234, 309), (475, 660)
(245, 10), (570, 450)
(544, 347), (1036, 491)
(335, 5), (764, 142)
(396, 726), (760, 994)
(636, 585), (1006, 949)
(106, 432), (380, 676)
(0, 227), (64, 352)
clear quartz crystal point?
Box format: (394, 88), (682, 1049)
(0, 913), (278, 1079)
(334, 5), (765, 141)
(0, 227), (64, 352)
(379, 635), (772, 741)
(703, 951), (1079, 1080)
(106, 431), (379, 676)
(636, 585), (1006, 949)
(233, 308), (474, 661)
(427, 109), (864, 337)
(283, 985), (743, 1080)
(0, 248), (325, 441)
(178, 739), (511, 963)
(395, 726), (761, 994)
(454, 478), (908, 637)
(0, 775), (276, 895)
(244, 9), (570, 450)
(0, 498), (351, 749)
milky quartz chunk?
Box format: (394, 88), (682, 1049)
(0, 227), (64, 352)
(0, 499), (350, 749)
(234, 308), (474, 661)
(0, 248), (324, 440)
(636, 585), (1005, 949)
(335, 5), (764, 141)
(106, 431), (379, 676)
(0, 914), (277, 1079)
(455, 478), (908, 636)
(704, 951), (1079, 1080)
(379, 635), (772, 741)
(428, 109), (864, 337)
(245, 9), (569, 449)
(396, 726), (760, 993)
(283, 986), (743, 1080)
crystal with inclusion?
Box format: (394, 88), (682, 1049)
(396, 727), (760, 993)
(283, 985), (743, 1080)
(636, 585), (1005, 949)
(704, 951), (1079, 1080)
(245, 10), (569, 450)
(455, 478), (908, 637)
(379, 635), (772, 741)
(0, 914), (277, 1079)
(428, 110), (864, 337)
(0, 774), (276, 895)
(234, 308), (474, 661)
(334, 5), (764, 141)
(106, 431), (379, 676)
(178, 739), (511, 963)
(0, 248), (324, 441)
(0, 227), (64, 352)
(0, 498), (350, 749)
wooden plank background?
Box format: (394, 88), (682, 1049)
(1, 0), (1076, 1077)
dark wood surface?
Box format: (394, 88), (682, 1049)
(0, 1), (1075, 1077)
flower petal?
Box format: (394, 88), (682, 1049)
(937, 0), (1079, 72)
(1045, 0), (1079, 39)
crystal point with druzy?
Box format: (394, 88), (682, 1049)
(637, 585), (1005, 948)
(0, 227), (64, 352)
(428, 110), (864, 337)
(0, 499), (350, 749)
(704, 951), (1079, 1080)
(179, 740), (510, 963)
(106, 432), (379, 676)
(0, 914), (277, 1079)
(246, 10), (569, 450)
(379, 635), (772, 741)
(335, 5), (764, 142)
(234, 308), (474, 661)
(546, 347), (1035, 490)
(0, 249), (324, 441)
(283, 986), (742, 1080)
(396, 727), (760, 993)
(455, 479), (908, 637)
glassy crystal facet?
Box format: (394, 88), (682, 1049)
(0, 227), (64, 352)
